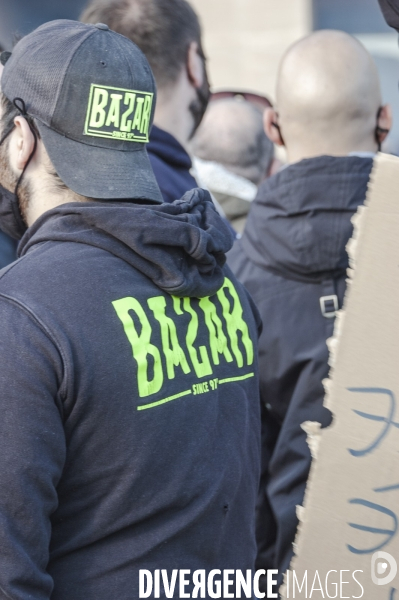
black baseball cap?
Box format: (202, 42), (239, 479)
(1, 20), (163, 203)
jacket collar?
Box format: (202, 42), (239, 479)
(241, 155), (374, 282)
(148, 125), (192, 170)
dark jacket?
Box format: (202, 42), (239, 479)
(0, 190), (261, 599)
(148, 127), (238, 241)
(228, 155), (374, 581)
(0, 230), (17, 268)
(148, 125), (198, 203)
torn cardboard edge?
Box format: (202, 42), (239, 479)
(280, 153), (399, 598)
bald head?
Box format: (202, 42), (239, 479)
(192, 98), (274, 185)
(267, 30), (390, 162)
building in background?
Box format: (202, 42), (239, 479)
(313, 0), (389, 32)
(190, 0), (311, 103)
(0, 0), (84, 47)
(191, 0), (399, 152)
(313, 0), (399, 153)
(0, 0), (398, 151)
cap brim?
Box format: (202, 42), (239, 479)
(37, 122), (163, 203)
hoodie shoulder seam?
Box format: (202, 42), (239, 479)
(0, 240), (54, 281)
(0, 256), (26, 281)
(0, 292), (69, 401)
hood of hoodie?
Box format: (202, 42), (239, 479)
(242, 155), (374, 283)
(18, 188), (234, 298)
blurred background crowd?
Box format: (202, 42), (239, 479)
(1, 0), (398, 152)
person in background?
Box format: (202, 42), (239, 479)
(228, 29), (392, 587)
(81, 0), (210, 204)
(0, 50), (17, 267)
(0, 19), (261, 599)
(191, 95), (275, 233)
(0, 225), (16, 268)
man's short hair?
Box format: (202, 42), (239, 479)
(81, 0), (202, 89)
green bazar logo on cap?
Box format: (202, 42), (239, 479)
(84, 83), (153, 142)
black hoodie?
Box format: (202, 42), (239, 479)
(148, 125), (198, 204)
(228, 155), (374, 583)
(0, 189), (261, 599)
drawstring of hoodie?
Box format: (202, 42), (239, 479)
(12, 98), (38, 196)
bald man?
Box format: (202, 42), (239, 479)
(191, 98), (274, 232)
(228, 30), (391, 588)
(265, 30), (391, 161)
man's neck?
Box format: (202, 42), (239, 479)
(286, 141), (378, 165)
(153, 80), (194, 152)
(26, 174), (88, 227)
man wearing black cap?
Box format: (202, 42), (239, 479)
(0, 20), (261, 599)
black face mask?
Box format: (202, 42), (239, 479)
(375, 106), (389, 152)
(0, 98), (38, 240)
(188, 49), (211, 139)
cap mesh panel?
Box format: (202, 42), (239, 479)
(2, 20), (95, 125)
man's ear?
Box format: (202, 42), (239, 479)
(376, 104), (393, 145)
(187, 41), (204, 88)
(13, 116), (36, 171)
(264, 108), (284, 146)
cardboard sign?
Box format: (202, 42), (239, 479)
(281, 153), (399, 600)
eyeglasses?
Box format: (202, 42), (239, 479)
(210, 90), (273, 113)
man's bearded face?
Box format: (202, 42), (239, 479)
(0, 123), (31, 223)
